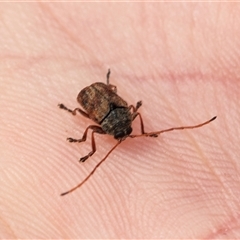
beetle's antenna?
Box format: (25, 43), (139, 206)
(61, 139), (122, 196)
(129, 116), (217, 138)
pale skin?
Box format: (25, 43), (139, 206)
(0, 3), (240, 239)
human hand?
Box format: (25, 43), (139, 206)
(1, 3), (239, 238)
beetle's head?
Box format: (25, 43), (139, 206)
(113, 126), (132, 140)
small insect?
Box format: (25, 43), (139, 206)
(58, 69), (216, 196)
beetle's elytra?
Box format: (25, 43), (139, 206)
(58, 69), (217, 196)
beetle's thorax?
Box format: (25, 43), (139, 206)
(101, 107), (132, 139)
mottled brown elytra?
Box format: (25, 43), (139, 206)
(58, 69), (216, 196)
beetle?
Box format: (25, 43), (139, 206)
(58, 69), (216, 196)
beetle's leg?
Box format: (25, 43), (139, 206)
(128, 102), (145, 134)
(58, 103), (73, 113)
(128, 101), (142, 113)
(130, 103), (158, 137)
(67, 125), (105, 162)
(132, 112), (145, 135)
(106, 69), (111, 85)
(105, 69), (117, 92)
(67, 125), (100, 143)
(79, 126), (106, 162)
(108, 84), (117, 93)
(135, 101), (142, 111)
(58, 103), (90, 119)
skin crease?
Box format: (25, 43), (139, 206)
(0, 2), (240, 239)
